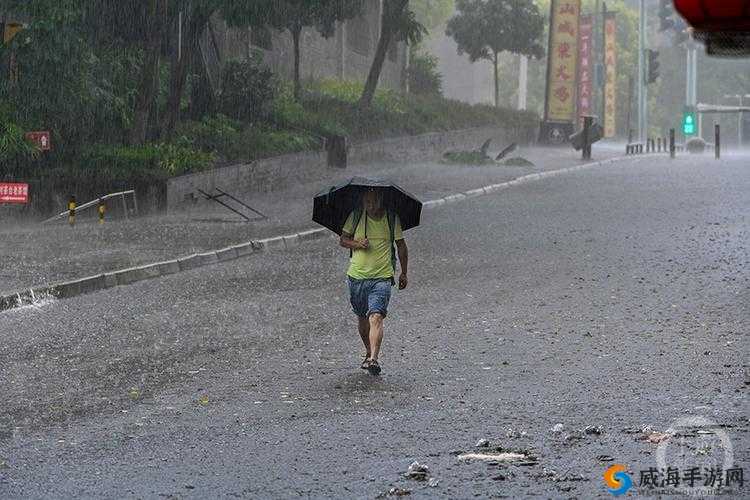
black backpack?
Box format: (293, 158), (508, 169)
(348, 208), (397, 274)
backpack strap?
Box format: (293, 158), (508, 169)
(387, 210), (397, 274)
(348, 208), (363, 258)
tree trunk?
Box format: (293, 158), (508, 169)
(358, 0), (408, 110)
(129, 0), (166, 146)
(493, 51), (499, 108)
(163, 6), (216, 140)
(292, 24), (302, 101)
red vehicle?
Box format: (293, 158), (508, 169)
(674, 0), (750, 56)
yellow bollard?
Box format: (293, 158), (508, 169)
(68, 196), (76, 226)
(98, 201), (105, 224)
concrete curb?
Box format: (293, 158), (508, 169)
(0, 154), (653, 313)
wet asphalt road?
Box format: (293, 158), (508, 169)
(1, 154), (748, 499)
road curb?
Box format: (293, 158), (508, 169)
(0, 154), (651, 313)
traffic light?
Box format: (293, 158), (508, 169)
(646, 49), (660, 85)
(658, 0), (675, 32)
(682, 107), (697, 136)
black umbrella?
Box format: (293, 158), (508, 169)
(313, 177), (422, 235)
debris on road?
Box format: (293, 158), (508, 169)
(495, 142), (518, 161)
(427, 477), (440, 487)
(551, 423), (564, 433)
(404, 461), (430, 481)
(644, 432), (671, 444)
(563, 431), (584, 443)
(584, 425), (604, 435)
(442, 150), (494, 165)
(457, 451), (531, 463)
(475, 438), (490, 448)
(501, 157), (535, 167)
(377, 487), (411, 497)
(532, 467), (590, 483)
(505, 428), (528, 438)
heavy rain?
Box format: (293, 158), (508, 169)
(0, 1), (748, 498)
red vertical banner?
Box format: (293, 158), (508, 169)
(604, 13), (617, 138)
(540, 0), (582, 144)
(544, 0), (582, 123)
(577, 15), (593, 127)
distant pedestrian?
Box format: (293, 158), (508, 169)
(339, 189), (408, 375)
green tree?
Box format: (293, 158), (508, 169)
(0, 0), (102, 156)
(410, 0), (455, 31)
(129, 0), (167, 145)
(359, 1), (427, 110)
(407, 51), (443, 95)
(446, 0), (544, 107)
(162, 1), (222, 139)
(225, 0), (364, 101)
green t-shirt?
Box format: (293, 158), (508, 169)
(342, 211), (403, 279)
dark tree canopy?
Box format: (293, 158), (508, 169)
(224, 0), (364, 100)
(446, 0), (545, 62)
(446, 0), (544, 106)
(358, 0), (427, 109)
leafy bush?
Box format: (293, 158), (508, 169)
(0, 120), (39, 164)
(297, 81), (538, 142)
(306, 79), (407, 114)
(271, 84), (347, 138)
(175, 114), (242, 154)
(408, 52), (443, 96)
(442, 151), (493, 164)
(81, 143), (214, 179)
(218, 53), (276, 122)
(222, 125), (319, 162)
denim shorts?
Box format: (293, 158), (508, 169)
(347, 276), (392, 318)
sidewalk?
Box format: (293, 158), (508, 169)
(0, 146), (621, 295)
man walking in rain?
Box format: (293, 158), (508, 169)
(339, 188), (408, 376)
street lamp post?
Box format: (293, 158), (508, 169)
(723, 94), (750, 149)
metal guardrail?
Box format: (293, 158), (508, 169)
(197, 188), (266, 221)
(42, 190), (137, 224)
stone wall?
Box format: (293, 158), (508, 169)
(167, 125), (538, 210)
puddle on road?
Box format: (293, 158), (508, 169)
(2, 291), (57, 315)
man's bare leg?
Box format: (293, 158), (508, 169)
(368, 313), (384, 361)
(358, 316), (371, 358)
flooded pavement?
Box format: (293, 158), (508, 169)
(0, 154), (748, 498)
(0, 146), (620, 295)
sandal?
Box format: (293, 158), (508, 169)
(366, 358), (381, 376)
(361, 354), (370, 370)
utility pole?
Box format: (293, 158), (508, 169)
(601, 2), (607, 129)
(638, 0), (647, 142)
(686, 35), (697, 106)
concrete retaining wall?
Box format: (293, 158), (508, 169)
(167, 125), (537, 210)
